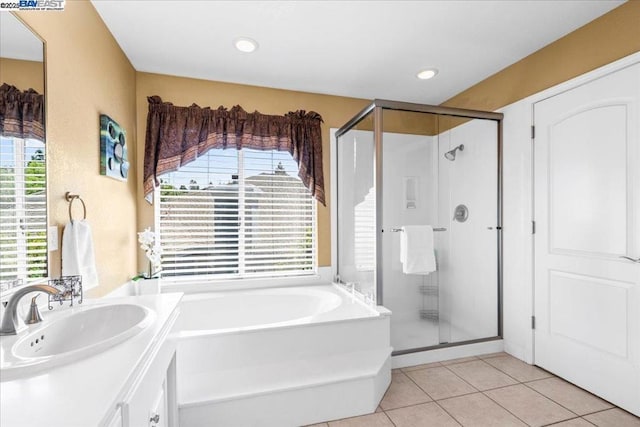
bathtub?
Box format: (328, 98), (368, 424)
(175, 285), (377, 334)
(173, 284), (391, 427)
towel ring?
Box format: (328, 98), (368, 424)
(65, 192), (87, 222)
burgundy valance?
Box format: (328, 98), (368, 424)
(143, 96), (325, 205)
(0, 83), (45, 142)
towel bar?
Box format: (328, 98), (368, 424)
(65, 192), (87, 221)
(389, 227), (447, 232)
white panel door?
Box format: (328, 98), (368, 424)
(534, 63), (640, 416)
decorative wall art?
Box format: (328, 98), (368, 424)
(100, 114), (129, 181)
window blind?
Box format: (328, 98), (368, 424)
(0, 137), (47, 285)
(157, 148), (316, 279)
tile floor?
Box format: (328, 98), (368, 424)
(307, 352), (640, 427)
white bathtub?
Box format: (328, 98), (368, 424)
(176, 285), (377, 334)
(173, 284), (391, 427)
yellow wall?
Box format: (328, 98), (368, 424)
(442, 1), (640, 112)
(16, 2), (137, 297)
(0, 57), (44, 94)
(136, 73), (368, 268)
(10, 0), (640, 288)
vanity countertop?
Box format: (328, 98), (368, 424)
(0, 293), (182, 427)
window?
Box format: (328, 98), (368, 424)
(157, 148), (316, 279)
(0, 137), (47, 287)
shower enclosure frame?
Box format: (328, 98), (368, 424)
(335, 99), (504, 355)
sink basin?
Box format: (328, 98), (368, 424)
(1, 304), (155, 381)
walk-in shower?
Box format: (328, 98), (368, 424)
(334, 100), (503, 355)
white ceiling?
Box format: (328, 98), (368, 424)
(91, 0), (623, 104)
(0, 13), (43, 62)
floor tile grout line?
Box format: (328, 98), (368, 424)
(478, 352), (511, 360)
(481, 383), (583, 426)
(542, 417), (597, 427)
(435, 389), (488, 402)
(400, 353), (511, 372)
(439, 356), (480, 366)
(474, 381), (531, 393)
(381, 401), (427, 412)
(380, 399), (434, 412)
(382, 401), (465, 427)
(480, 387), (548, 427)
(578, 417), (598, 426)
(400, 365), (443, 374)
(520, 381), (579, 415)
(380, 409), (397, 427)
(520, 380), (612, 418)
(429, 399), (465, 427)
(383, 388), (510, 412)
(475, 371), (554, 392)
(401, 368), (439, 402)
(521, 378), (618, 415)
(576, 417), (598, 426)
(482, 358), (555, 384)
(440, 359), (496, 392)
(540, 416), (593, 426)
(580, 408), (620, 417)
(380, 370), (435, 411)
(399, 365), (441, 374)
(400, 352), (516, 373)
(403, 366), (510, 406)
(579, 407), (629, 418)
(469, 357), (527, 385)
(404, 365), (511, 403)
(522, 375), (564, 386)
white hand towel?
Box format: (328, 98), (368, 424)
(400, 225), (436, 274)
(62, 220), (99, 290)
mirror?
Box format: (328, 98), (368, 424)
(0, 13), (46, 291)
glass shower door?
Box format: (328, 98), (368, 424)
(436, 115), (499, 346)
(381, 110), (499, 353)
(381, 110), (442, 351)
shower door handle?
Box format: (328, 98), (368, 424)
(620, 256), (640, 263)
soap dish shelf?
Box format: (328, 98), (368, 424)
(48, 275), (83, 310)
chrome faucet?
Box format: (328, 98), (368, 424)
(0, 284), (61, 336)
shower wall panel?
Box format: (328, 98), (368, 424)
(336, 129), (376, 299)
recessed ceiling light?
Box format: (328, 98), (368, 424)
(417, 68), (438, 80)
(234, 37), (258, 53)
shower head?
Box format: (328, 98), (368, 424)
(444, 144), (464, 161)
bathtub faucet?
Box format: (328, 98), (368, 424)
(345, 282), (361, 294)
(363, 290), (376, 305)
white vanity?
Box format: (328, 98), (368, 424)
(0, 293), (182, 427)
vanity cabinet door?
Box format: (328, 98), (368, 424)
(149, 381), (167, 427)
(122, 339), (176, 427)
